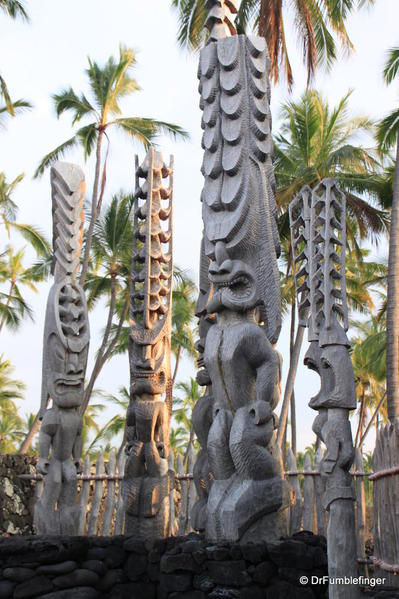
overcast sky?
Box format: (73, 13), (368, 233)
(1, 0), (398, 453)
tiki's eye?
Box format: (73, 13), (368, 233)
(49, 333), (65, 361)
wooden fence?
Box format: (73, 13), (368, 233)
(29, 443), (370, 561)
(285, 447), (369, 575)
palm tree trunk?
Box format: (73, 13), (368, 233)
(277, 323), (306, 448)
(79, 128), (105, 287)
(80, 274), (117, 414)
(18, 412), (41, 453)
(172, 346), (182, 386)
(359, 391), (386, 448)
(386, 127), (399, 423)
(354, 392), (366, 447)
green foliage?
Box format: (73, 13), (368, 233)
(35, 46), (188, 177)
(0, 355), (25, 452)
(171, 0), (368, 86)
(377, 46), (399, 153)
(275, 89), (388, 243)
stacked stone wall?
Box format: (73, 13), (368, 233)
(0, 456), (36, 536)
(0, 531), (328, 598)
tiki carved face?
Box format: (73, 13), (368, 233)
(41, 282), (89, 411)
(129, 317), (170, 397)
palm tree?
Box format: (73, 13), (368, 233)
(275, 90), (389, 447)
(0, 354), (24, 452)
(85, 387), (129, 457)
(170, 268), (197, 385)
(172, 377), (201, 463)
(80, 193), (133, 414)
(0, 0), (28, 20)
(377, 47), (399, 423)
(275, 90), (388, 242)
(0, 172), (50, 256)
(171, 0), (371, 87)
(34, 46), (188, 286)
(0, 353), (24, 410)
(0, 246), (38, 334)
(351, 317), (387, 447)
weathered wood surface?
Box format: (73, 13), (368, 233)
(303, 453), (315, 532)
(372, 424), (399, 587)
(287, 449), (302, 535)
(114, 450), (126, 535)
(78, 455), (91, 535)
(354, 448), (367, 576)
(88, 452), (104, 535)
(101, 449), (116, 535)
(314, 447), (325, 536)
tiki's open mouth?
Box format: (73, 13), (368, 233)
(55, 379), (82, 395)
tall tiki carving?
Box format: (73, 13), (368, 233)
(35, 162), (89, 535)
(193, 0), (289, 543)
(290, 179), (359, 599)
(122, 148), (174, 540)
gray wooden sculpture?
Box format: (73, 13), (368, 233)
(290, 179), (359, 599)
(34, 162), (89, 535)
(192, 0), (289, 544)
(122, 148), (174, 541)
(191, 240), (214, 532)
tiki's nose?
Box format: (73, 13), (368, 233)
(209, 241), (232, 276)
(66, 353), (82, 375)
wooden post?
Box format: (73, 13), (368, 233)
(354, 448), (367, 576)
(168, 449), (176, 536)
(114, 450), (126, 535)
(287, 448), (302, 535)
(314, 446), (325, 536)
(186, 443), (196, 533)
(102, 449), (116, 535)
(303, 453), (315, 532)
(78, 455), (91, 535)
(88, 452), (104, 536)
(177, 454), (187, 535)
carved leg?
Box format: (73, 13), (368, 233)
(58, 459), (79, 535)
(34, 459), (62, 534)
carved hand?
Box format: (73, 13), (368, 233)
(37, 458), (50, 475)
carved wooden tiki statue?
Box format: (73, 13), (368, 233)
(192, 0), (290, 543)
(122, 148), (174, 540)
(35, 162), (89, 535)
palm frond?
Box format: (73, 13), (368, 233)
(383, 47), (399, 85)
(34, 135), (79, 177)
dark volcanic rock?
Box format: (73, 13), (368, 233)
(3, 568), (35, 582)
(37, 561), (78, 576)
(124, 553), (148, 580)
(252, 560), (276, 585)
(206, 560), (252, 587)
(53, 569), (99, 589)
(13, 575), (53, 598)
(159, 572), (192, 592)
(161, 552), (200, 573)
(39, 587), (99, 599)
(268, 540), (314, 570)
(0, 580), (15, 599)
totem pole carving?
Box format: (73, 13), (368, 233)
(290, 179), (359, 599)
(122, 148), (174, 540)
(193, 0), (289, 543)
(35, 162), (89, 535)
(191, 240), (214, 532)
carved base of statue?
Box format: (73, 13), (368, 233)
(206, 474), (289, 543)
(122, 465), (174, 540)
(34, 456), (80, 535)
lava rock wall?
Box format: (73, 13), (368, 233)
(0, 532), (328, 598)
